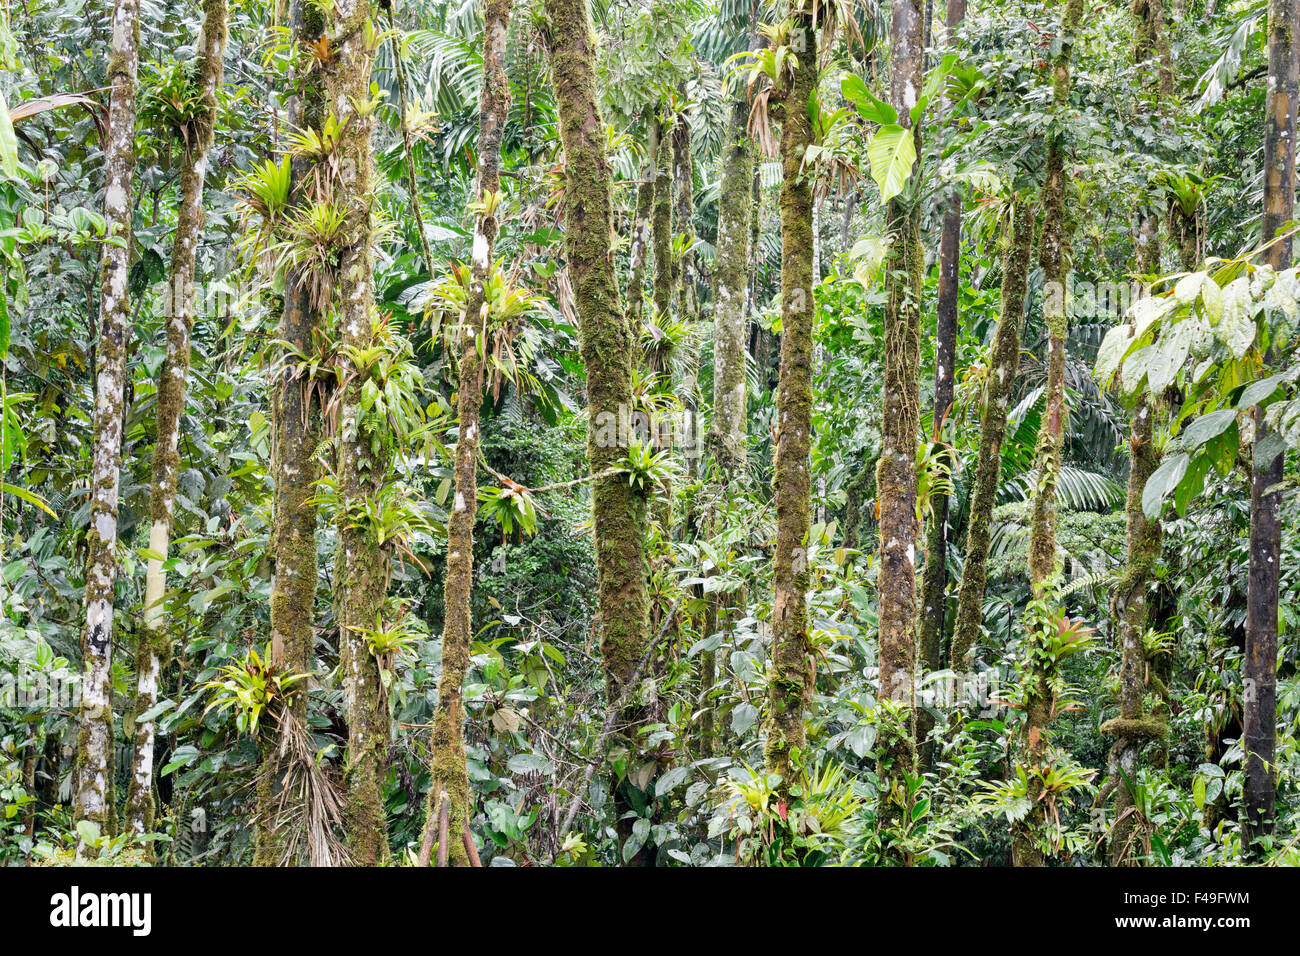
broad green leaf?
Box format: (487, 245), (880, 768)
(1094, 324), (1132, 385)
(0, 89), (17, 180)
(841, 74), (896, 125)
(1142, 452), (1189, 519)
(1238, 372), (1286, 409)
(867, 125), (916, 204)
(1122, 343), (1156, 395)
(1, 482), (55, 517)
(1217, 306), (1256, 358)
(1181, 408), (1237, 449)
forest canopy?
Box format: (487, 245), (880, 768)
(0, 0), (1297, 870)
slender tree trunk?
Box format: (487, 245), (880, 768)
(917, 0), (967, 767)
(419, 0), (513, 868)
(702, 43), (756, 758)
(1102, 0), (1174, 865)
(651, 115), (675, 331)
(765, 1), (819, 789)
(1014, 0), (1083, 869)
(330, 0), (389, 866)
(626, 126), (656, 331)
(256, 0), (327, 866)
(127, 0), (227, 842)
(673, 89), (701, 480)
(1103, 396), (1164, 864)
(876, 0), (925, 808)
(711, 96), (753, 473)
(1243, 0), (1296, 855)
(1026, 0), (1083, 594)
(543, 0), (651, 854)
(74, 0), (140, 859)
(950, 201), (1035, 668)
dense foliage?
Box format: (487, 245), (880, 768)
(0, 0), (1297, 867)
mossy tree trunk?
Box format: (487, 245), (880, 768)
(1102, 0), (1173, 864)
(1103, 396), (1164, 864)
(702, 63), (755, 758)
(1014, 0), (1083, 869)
(74, 0), (140, 859)
(256, 0), (327, 866)
(419, 0), (513, 868)
(648, 113), (676, 534)
(1025, 0), (1082, 595)
(329, 0), (390, 866)
(764, 0), (818, 790)
(625, 124), (656, 332)
(950, 201), (1035, 668)
(1243, 0), (1296, 856)
(651, 115), (674, 330)
(711, 92), (753, 475)
(673, 88), (701, 480)
(542, 0), (651, 854)
(876, 0), (925, 824)
(127, 0), (227, 842)
(918, 0), (967, 767)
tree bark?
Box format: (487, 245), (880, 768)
(876, 0), (925, 804)
(543, 0), (651, 854)
(330, 0), (390, 866)
(256, 0), (327, 866)
(74, 0), (141, 859)
(765, 1), (818, 788)
(127, 0), (227, 842)
(1103, 0), (1174, 865)
(1014, 0), (1083, 869)
(917, 0), (967, 764)
(711, 89), (754, 473)
(419, 0), (513, 867)
(950, 201), (1035, 668)
(626, 126), (656, 331)
(1244, 0), (1296, 854)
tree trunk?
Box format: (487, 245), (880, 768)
(1014, 0), (1083, 869)
(1244, 0), (1296, 854)
(419, 0), (513, 868)
(1026, 0), (1083, 595)
(543, 0), (651, 854)
(626, 125), (656, 331)
(673, 88), (701, 479)
(256, 0), (327, 866)
(918, 0), (967, 765)
(1103, 396), (1164, 864)
(702, 45), (756, 758)
(711, 92), (754, 474)
(127, 0), (227, 842)
(950, 201), (1035, 668)
(74, 0), (141, 859)
(1102, 0), (1174, 865)
(330, 0), (390, 866)
(875, 0), (926, 831)
(765, 1), (818, 789)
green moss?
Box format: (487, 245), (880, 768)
(951, 201), (1036, 666)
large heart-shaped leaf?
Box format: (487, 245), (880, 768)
(868, 124), (916, 204)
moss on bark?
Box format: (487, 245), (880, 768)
(327, 0), (391, 866)
(75, 0), (141, 860)
(256, 0), (327, 866)
(543, 0), (651, 856)
(418, 0), (514, 868)
(950, 201), (1035, 668)
(764, 2), (818, 789)
(127, 0), (227, 845)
